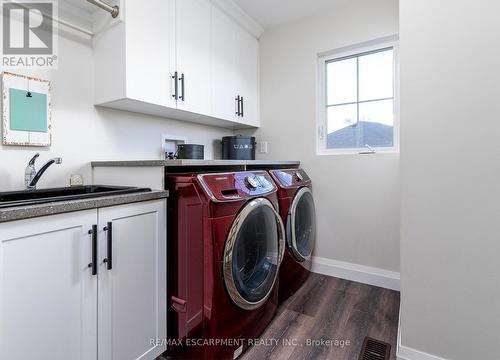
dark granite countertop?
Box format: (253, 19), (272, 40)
(0, 190), (168, 223)
(91, 159), (300, 167)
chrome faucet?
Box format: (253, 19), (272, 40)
(25, 153), (63, 190)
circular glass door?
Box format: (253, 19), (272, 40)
(287, 187), (316, 262)
(223, 198), (285, 310)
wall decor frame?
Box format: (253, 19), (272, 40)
(2, 72), (52, 146)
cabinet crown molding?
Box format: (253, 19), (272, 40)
(211, 0), (264, 39)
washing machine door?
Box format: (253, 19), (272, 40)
(287, 187), (316, 262)
(223, 198), (285, 310)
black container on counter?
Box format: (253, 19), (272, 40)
(221, 135), (256, 160)
(177, 144), (204, 160)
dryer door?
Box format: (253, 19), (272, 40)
(223, 198), (285, 310)
(287, 187), (316, 262)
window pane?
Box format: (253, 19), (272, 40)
(326, 104), (357, 149)
(358, 99), (394, 147)
(326, 58), (357, 105)
(359, 49), (394, 101)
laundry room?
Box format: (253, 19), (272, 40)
(0, 0), (497, 360)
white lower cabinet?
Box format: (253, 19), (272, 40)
(0, 200), (166, 360)
(98, 201), (166, 360)
(0, 210), (98, 360)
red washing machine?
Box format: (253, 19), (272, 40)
(166, 171), (285, 359)
(269, 169), (316, 303)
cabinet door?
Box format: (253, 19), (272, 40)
(235, 27), (260, 126)
(125, 0), (177, 108)
(98, 200), (166, 360)
(210, 6), (238, 121)
(175, 0), (211, 115)
(0, 211), (98, 360)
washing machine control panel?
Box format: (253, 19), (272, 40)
(199, 171), (276, 201)
(244, 176), (259, 189)
(270, 169), (311, 188)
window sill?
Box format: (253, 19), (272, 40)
(316, 149), (399, 156)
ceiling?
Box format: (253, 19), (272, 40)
(63, 0), (342, 30)
(234, 0), (344, 29)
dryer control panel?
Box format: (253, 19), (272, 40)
(198, 171), (276, 202)
(270, 169), (311, 188)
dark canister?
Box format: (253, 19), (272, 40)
(177, 144), (204, 160)
(221, 135), (256, 160)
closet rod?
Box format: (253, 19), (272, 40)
(86, 0), (119, 18)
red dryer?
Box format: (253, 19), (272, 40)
(166, 171), (285, 359)
(269, 169), (316, 303)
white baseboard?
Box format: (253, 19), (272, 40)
(311, 256), (400, 291)
(397, 303), (448, 360)
(311, 258), (446, 359)
(397, 346), (447, 360)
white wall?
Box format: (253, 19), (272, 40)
(399, 0), (500, 359)
(0, 32), (233, 191)
(243, 0), (400, 272)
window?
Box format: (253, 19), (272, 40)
(317, 39), (399, 154)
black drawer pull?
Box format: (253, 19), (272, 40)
(103, 222), (113, 270)
(172, 72), (178, 100)
(88, 225), (97, 276)
(235, 95), (240, 116)
(179, 73), (185, 101)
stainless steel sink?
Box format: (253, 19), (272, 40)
(0, 185), (151, 209)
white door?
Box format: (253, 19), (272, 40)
(235, 27), (260, 126)
(125, 0), (177, 108)
(98, 200), (166, 360)
(210, 6), (238, 121)
(175, 0), (211, 115)
(0, 211), (98, 360)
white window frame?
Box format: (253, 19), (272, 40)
(316, 36), (400, 155)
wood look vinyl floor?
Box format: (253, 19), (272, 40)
(160, 273), (400, 360)
(241, 273), (400, 360)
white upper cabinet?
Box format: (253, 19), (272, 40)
(235, 24), (260, 127)
(125, 0), (176, 109)
(93, 0), (260, 129)
(210, 6), (260, 127)
(94, 0), (176, 108)
(210, 6), (238, 121)
(175, 0), (212, 116)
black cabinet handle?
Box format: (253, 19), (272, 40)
(88, 225), (98, 276)
(240, 96), (244, 117)
(103, 222), (113, 270)
(179, 73), (185, 101)
(235, 95), (240, 116)
(172, 72), (178, 100)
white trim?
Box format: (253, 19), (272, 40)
(316, 35), (400, 156)
(396, 303), (449, 360)
(318, 35), (399, 58)
(311, 256), (400, 291)
(397, 347), (448, 360)
(211, 0), (264, 39)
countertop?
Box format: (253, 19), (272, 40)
(0, 190), (169, 223)
(91, 159), (301, 167)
